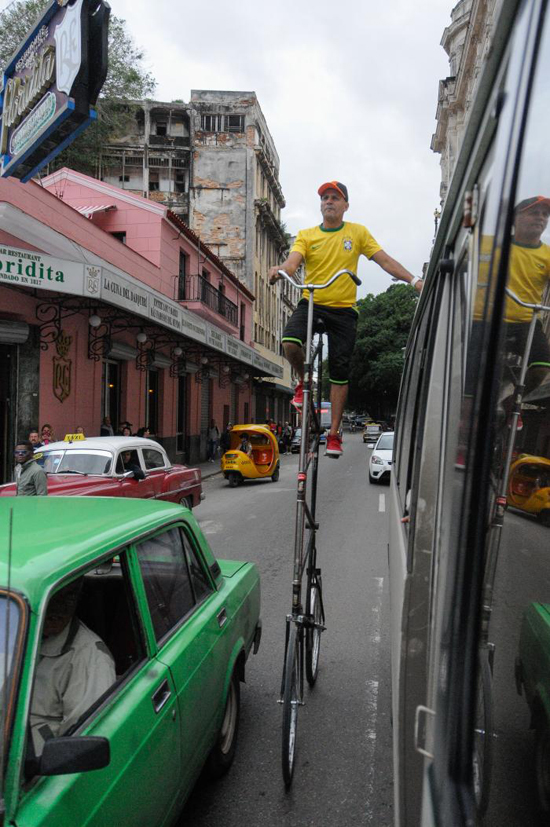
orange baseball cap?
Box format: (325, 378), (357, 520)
(318, 181), (349, 201)
(515, 196), (550, 213)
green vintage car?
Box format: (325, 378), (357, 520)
(0, 497), (261, 826)
(516, 602), (550, 813)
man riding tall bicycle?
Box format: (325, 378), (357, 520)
(269, 180), (423, 457)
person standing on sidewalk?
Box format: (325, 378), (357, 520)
(207, 419), (220, 462)
(220, 422), (233, 456)
(14, 441), (48, 496)
(269, 180), (423, 458)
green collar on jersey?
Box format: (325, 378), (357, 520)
(319, 222), (345, 233)
(512, 239), (543, 249)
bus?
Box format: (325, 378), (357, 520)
(389, 1), (550, 824)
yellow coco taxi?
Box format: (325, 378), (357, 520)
(221, 425), (280, 487)
(507, 454), (550, 526)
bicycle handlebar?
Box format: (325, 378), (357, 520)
(276, 268), (361, 290)
(506, 287), (550, 314)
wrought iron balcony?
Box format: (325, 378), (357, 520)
(184, 275), (238, 327)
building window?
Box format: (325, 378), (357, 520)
(200, 113), (244, 133)
(201, 114), (223, 132)
(149, 172), (159, 192)
(118, 174), (130, 182)
(178, 251), (187, 300)
(175, 171), (186, 193)
(240, 303), (246, 341)
(111, 231), (127, 244)
(101, 360), (121, 429)
(226, 114), (244, 132)
(176, 374), (187, 453)
(156, 122), (167, 137)
(145, 370), (159, 434)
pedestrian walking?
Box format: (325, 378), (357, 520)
(100, 417), (114, 436)
(40, 424), (55, 445)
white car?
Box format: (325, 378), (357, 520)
(368, 432), (394, 484)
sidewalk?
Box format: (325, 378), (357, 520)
(196, 458), (223, 481)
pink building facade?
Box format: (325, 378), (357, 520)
(0, 170), (282, 482)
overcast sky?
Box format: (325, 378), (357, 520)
(113, 0), (452, 297)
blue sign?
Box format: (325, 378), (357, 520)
(0, 0), (110, 182)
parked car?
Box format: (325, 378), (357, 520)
(507, 455), (550, 526)
(363, 423), (383, 445)
(368, 432), (394, 483)
(0, 497), (261, 826)
(0, 437), (203, 509)
(516, 602), (550, 812)
(290, 428), (302, 453)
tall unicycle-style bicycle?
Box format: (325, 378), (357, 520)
(275, 268), (361, 788)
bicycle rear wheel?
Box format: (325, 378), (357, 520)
(305, 577), (323, 686)
(282, 623), (300, 788)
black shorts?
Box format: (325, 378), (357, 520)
(282, 300), (358, 383)
(465, 318), (550, 395)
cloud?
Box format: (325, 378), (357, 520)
(115, 0), (451, 293)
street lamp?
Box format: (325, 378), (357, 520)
(89, 313), (102, 328)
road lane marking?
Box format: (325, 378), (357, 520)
(365, 577), (384, 822)
(378, 494), (385, 512)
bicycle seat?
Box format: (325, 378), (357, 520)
(313, 317), (326, 334)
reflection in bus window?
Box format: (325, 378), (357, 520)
(472, 10), (550, 824)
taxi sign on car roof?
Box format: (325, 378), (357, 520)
(64, 433), (85, 442)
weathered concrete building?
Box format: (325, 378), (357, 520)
(97, 91), (295, 422)
(189, 91), (293, 423)
(431, 0), (502, 203)
(100, 101), (192, 220)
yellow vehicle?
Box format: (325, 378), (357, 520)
(507, 454), (550, 526)
(221, 424), (280, 487)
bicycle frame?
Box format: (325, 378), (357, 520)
(276, 268), (360, 616)
(276, 266), (361, 788)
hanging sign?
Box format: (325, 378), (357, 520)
(0, 0), (110, 182)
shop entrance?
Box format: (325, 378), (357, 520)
(0, 345), (13, 484)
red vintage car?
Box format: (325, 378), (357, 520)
(0, 437), (204, 508)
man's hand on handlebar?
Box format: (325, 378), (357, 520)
(268, 266), (284, 285)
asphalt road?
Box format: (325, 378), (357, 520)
(178, 432), (394, 827)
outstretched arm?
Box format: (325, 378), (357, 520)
(268, 251), (304, 284)
(371, 250), (423, 292)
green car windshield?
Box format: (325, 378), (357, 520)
(0, 595), (23, 784)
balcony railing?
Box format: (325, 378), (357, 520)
(185, 275), (238, 327)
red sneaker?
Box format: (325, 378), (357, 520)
(325, 433), (343, 457)
(291, 382), (304, 409)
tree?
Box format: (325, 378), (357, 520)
(0, 0), (156, 176)
(348, 284), (418, 418)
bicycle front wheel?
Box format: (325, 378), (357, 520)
(282, 624), (300, 788)
(305, 579), (323, 686)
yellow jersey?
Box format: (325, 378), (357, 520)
(291, 222), (381, 307)
(505, 241), (550, 322)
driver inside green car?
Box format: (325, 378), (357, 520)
(30, 580), (116, 754)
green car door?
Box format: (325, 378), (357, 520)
(134, 525), (233, 792)
(13, 553), (183, 827)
